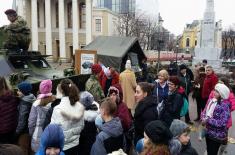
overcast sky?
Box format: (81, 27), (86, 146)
(1, 0), (235, 35)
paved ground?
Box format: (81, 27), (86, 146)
(188, 93), (235, 155)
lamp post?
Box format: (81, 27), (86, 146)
(176, 44), (179, 64)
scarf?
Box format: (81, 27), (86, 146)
(206, 98), (217, 118)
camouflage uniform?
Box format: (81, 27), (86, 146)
(85, 74), (105, 102)
(3, 16), (31, 51)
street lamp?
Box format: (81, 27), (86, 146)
(176, 44), (179, 64)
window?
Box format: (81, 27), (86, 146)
(95, 18), (102, 32)
(37, 2), (40, 27)
(195, 40), (197, 46)
(67, 2), (72, 28)
(56, 2), (59, 28)
(186, 38), (190, 47)
(79, 2), (86, 29)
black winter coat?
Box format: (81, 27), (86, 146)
(134, 95), (159, 145)
(42, 99), (61, 130)
(161, 91), (183, 127)
(181, 143), (198, 155)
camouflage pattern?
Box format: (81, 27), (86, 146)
(147, 64), (158, 81)
(2, 16), (31, 50)
(85, 74), (105, 102)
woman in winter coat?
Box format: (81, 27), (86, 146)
(0, 76), (19, 144)
(134, 82), (159, 145)
(140, 120), (172, 155)
(78, 91), (99, 155)
(107, 83), (132, 132)
(36, 124), (65, 155)
(28, 79), (55, 152)
(152, 69), (169, 104)
(161, 76), (183, 127)
(201, 83), (230, 155)
(50, 79), (84, 155)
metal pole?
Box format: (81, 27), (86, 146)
(157, 47), (160, 73)
(176, 44), (179, 64)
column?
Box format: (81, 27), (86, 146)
(72, 0), (79, 54)
(45, 0), (52, 55)
(31, 0), (38, 51)
(59, 0), (66, 58)
(86, 0), (92, 45)
(17, 0), (25, 18)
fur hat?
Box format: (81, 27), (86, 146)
(91, 64), (102, 74)
(5, 9), (17, 15)
(169, 119), (189, 137)
(145, 120), (172, 145)
(214, 83), (230, 99)
(38, 79), (52, 99)
(80, 91), (94, 108)
(17, 81), (32, 95)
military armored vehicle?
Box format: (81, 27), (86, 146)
(0, 25), (90, 94)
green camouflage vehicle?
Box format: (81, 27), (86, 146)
(0, 30), (88, 94)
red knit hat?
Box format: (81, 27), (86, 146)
(91, 64), (102, 74)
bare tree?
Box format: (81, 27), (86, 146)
(115, 12), (159, 50)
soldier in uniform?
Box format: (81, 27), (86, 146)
(1, 9), (31, 51)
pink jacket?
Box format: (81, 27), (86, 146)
(207, 90), (235, 128)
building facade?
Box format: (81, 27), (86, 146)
(94, 0), (136, 14)
(14, 0), (118, 61)
(180, 20), (200, 54)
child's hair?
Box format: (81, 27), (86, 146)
(141, 141), (170, 155)
(137, 82), (153, 96)
(0, 76), (9, 96)
(60, 79), (80, 106)
(100, 97), (117, 116)
(40, 96), (55, 106)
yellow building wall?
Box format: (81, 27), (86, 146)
(180, 27), (198, 50)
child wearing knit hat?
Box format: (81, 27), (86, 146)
(169, 119), (198, 155)
(201, 83), (231, 155)
(16, 81), (36, 155)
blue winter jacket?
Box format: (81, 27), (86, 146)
(90, 117), (123, 155)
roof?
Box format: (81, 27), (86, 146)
(83, 36), (139, 58)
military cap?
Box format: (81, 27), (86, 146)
(5, 9), (17, 15)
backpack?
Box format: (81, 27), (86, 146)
(180, 97), (189, 117)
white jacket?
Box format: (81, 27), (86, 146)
(51, 97), (85, 150)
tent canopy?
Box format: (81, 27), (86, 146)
(83, 36), (146, 72)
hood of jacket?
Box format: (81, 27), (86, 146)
(135, 95), (157, 117)
(101, 117), (123, 137)
(84, 103), (99, 122)
(59, 97), (84, 121)
(22, 93), (36, 103)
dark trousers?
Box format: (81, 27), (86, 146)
(185, 96), (191, 122)
(206, 136), (221, 155)
(195, 97), (203, 119)
(64, 145), (79, 155)
(201, 98), (208, 111)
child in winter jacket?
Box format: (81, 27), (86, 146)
(91, 97), (124, 155)
(16, 81), (36, 155)
(201, 83), (230, 155)
(36, 124), (65, 155)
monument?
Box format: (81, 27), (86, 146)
(194, 0), (222, 69)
